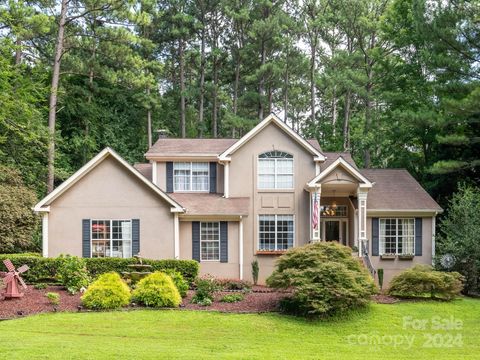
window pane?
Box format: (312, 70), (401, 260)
(200, 222), (220, 261)
(276, 159), (293, 174)
(258, 159), (275, 174)
(92, 220), (132, 258)
(380, 219), (397, 254)
(276, 215), (294, 250)
(192, 162), (209, 191)
(276, 174), (293, 189)
(398, 219), (414, 254)
(259, 215), (276, 251)
(174, 162), (191, 191)
(258, 174), (275, 189)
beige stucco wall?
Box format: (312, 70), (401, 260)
(48, 156), (175, 259)
(228, 122), (317, 284)
(367, 216), (434, 287)
(179, 220), (239, 278)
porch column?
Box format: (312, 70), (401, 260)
(357, 188), (368, 256)
(174, 213), (180, 259)
(310, 185), (321, 242)
(42, 212), (49, 257)
(239, 216), (244, 280)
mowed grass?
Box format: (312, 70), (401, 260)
(0, 298), (479, 360)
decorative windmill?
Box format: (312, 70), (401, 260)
(2, 259), (29, 298)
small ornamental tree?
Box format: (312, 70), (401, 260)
(436, 185), (480, 294)
(81, 272), (131, 310)
(0, 165), (38, 253)
(267, 242), (376, 317)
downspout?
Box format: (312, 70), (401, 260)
(432, 212), (437, 265)
(239, 216), (244, 280)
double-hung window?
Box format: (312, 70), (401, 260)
(200, 222), (220, 261)
(258, 215), (294, 251)
(91, 220), (132, 258)
(379, 218), (415, 255)
(258, 151), (293, 189)
(173, 162), (209, 191)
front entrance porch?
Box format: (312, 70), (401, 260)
(306, 156), (373, 254)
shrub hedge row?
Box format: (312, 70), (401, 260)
(0, 254), (199, 285)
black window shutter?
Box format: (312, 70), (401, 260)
(82, 219), (91, 258)
(166, 162), (173, 193)
(209, 162), (217, 193)
(371, 218), (379, 256)
(132, 219), (140, 256)
(192, 221), (200, 262)
(220, 221), (228, 263)
(415, 218), (423, 256)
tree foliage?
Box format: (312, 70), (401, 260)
(436, 185), (480, 294)
(267, 242), (376, 317)
(0, 165), (38, 253)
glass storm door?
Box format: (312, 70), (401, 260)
(325, 221), (340, 242)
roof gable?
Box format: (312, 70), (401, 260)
(34, 148), (183, 212)
(218, 113), (325, 161)
(307, 156), (373, 188)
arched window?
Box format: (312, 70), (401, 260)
(258, 151), (294, 189)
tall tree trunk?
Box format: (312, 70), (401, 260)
(268, 86), (272, 114)
(47, 0), (68, 193)
(364, 71), (373, 168)
(332, 86), (337, 137)
(212, 13), (219, 137)
(179, 38), (186, 138)
(283, 63), (289, 122)
(15, 38), (22, 65)
(310, 40), (316, 125)
(258, 40), (266, 121)
(343, 89), (351, 151)
(233, 49), (240, 115)
(146, 87), (152, 148)
(198, 24), (206, 137)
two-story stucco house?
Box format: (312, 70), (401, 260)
(34, 114), (442, 285)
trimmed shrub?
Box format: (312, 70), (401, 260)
(81, 272), (131, 310)
(251, 259), (259, 285)
(267, 242), (376, 317)
(216, 279), (252, 292)
(388, 265), (464, 300)
(191, 275), (219, 306)
(0, 255), (199, 285)
(162, 269), (188, 297)
(132, 272), (181, 307)
(56, 255), (91, 294)
(220, 293), (244, 303)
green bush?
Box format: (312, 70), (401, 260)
(251, 259), (259, 285)
(45, 292), (60, 306)
(34, 283), (48, 290)
(0, 255), (199, 285)
(56, 255), (91, 294)
(388, 265), (464, 300)
(191, 275), (219, 306)
(216, 279), (252, 292)
(132, 272), (181, 307)
(162, 269), (188, 297)
(267, 242), (376, 317)
(81, 272), (131, 310)
(220, 293), (244, 303)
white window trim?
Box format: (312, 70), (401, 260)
(257, 154), (294, 190)
(257, 214), (295, 251)
(200, 221), (220, 262)
(173, 162), (210, 192)
(90, 219), (132, 258)
(379, 218), (415, 255)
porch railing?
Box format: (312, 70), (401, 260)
(361, 240), (376, 278)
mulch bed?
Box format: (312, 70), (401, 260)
(0, 285), (290, 320)
(0, 285), (400, 320)
(372, 294), (399, 304)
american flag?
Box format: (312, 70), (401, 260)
(312, 192), (319, 230)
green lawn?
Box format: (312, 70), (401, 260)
(0, 298), (478, 360)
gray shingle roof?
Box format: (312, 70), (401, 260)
(133, 163), (152, 181)
(361, 169), (442, 211)
(145, 138), (322, 157)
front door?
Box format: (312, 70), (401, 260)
(322, 219), (348, 245)
(325, 220), (340, 242)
